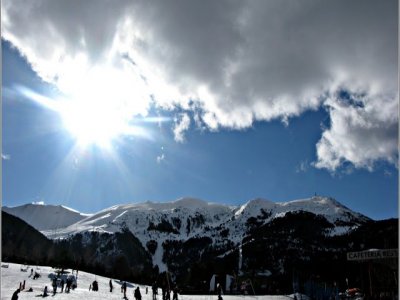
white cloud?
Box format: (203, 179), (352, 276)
(296, 160), (310, 173)
(2, 0), (398, 171)
(384, 170), (393, 177)
(32, 201), (45, 205)
(314, 90), (398, 171)
(173, 113), (191, 143)
(156, 153), (165, 164)
(2, 153), (11, 160)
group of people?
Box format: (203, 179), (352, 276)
(13, 266), (184, 300)
(52, 275), (76, 295)
(11, 269), (43, 299)
(120, 280), (142, 300)
(89, 280), (98, 291)
(29, 268), (41, 280)
(91, 279), (142, 300)
(11, 279), (34, 299)
(151, 281), (180, 300)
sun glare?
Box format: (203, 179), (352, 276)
(57, 64), (152, 149)
(18, 59), (171, 150)
(61, 98), (126, 148)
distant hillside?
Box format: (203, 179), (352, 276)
(2, 211), (53, 264)
(3, 203), (90, 231)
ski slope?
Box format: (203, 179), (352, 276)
(1, 262), (303, 300)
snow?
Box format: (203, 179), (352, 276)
(1, 262), (297, 300)
(152, 236), (169, 273)
(2, 204), (89, 231)
(60, 205), (92, 217)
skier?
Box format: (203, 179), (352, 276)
(109, 279), (113, 292)
(11, 288), (20, 300)
(134, 287), (142, 300)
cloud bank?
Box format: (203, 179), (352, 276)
(2, 0), (398, 171)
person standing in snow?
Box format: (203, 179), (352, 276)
(172, 286), (179, 300)
(52, 277), (57, 295)
(134, 286), (142, 300)
(65, 277), (71, 293)
(161, 285), (166, 300)
(43, 286), (48, 297)
(217, 283), (223, 300)
(92, 280), (98, 291)
(109, 279), (113, 292)
(122, 281), (127, 299)
(152, 282), (158, 300)
(60, 279), (65, 292)
(11, 288), (20, 300)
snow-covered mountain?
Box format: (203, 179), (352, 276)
(38, 196), (368, 238)
(4, 196), (369, 239)
(3, 197), (396, 296)
(3, 196), (370, 272)
(2, 203), (91, 231)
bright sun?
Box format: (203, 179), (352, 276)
(18, 60), (167, 150)
(57, 65), (151, 149)
(61, 98), (127, 149)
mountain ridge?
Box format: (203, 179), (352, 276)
(2, 196), (370, 235)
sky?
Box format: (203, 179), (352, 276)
(1, 0), (398, 220)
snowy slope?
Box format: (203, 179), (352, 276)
(2, 203), (91, 231)
(0, 262), (300, 300)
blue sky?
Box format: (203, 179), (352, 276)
(2, 1), (398, 219)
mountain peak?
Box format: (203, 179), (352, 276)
(2, 203), (88, 231)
